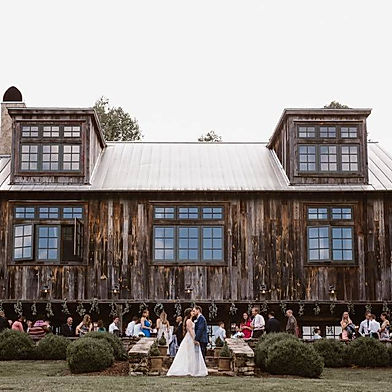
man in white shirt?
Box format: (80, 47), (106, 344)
(369, 314), (380, 339)
(125, 316), (138, 337)
(358, 312), (372, 337)
(109, 316), (120, 336)
(215, 321), (226, 342)
(251, 307), (265, 339)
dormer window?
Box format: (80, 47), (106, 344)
(297, 124), (359, 139)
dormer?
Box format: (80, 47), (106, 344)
(7, 107), (105, 185)
(267, 108), (371, 185)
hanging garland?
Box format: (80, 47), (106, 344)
(76, 302), (86, 317)
(14, 300), (23, 317)
(261, 301), (268, 315)
(280, 301), (287, 315)
(122, 302), (132, 316)
(382, 302), (390, 314)
(31, 302), (37, 317)
(46, 302), (54, 318)
(347, 302), (355, 315)
(109, 302), (117, 317)
(330, 301), (336, 315)
(229, 302), (238, 316)
(175, 300), (182, 317)
(154, 303), (164, 317)
(89, 298), (100, 314)
(298, 301), (305, 317)
(61, 299), (71, 316)
(313, 302), (321, 316)
(209, 301), (218, 320)
(139, 302), (148, 315)
(365, 304), (372, 314)
(0, 301), (3, 313)
(247, 302), (254, 315)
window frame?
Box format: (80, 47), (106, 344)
(13, 224), (34, 261)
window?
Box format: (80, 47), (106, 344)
(299, 145), (316, 171)
(298, 126), (316, 138)
(320, 127), (336, 138)
(341, 145), (358, 171)
(63, 145), (80, 171)
(306, 206), (354, 263)
(319, 145), (337, 172)
(326, 326), (342, 340)
(12, 205), (84, 263)
(43, 126), (60, 137)
(21, 124), (82, 138)
(21, 145), (39, 170)
(13, 224), (33, 260)
(42, 145), (59, 171)
(153, 205), (224, 263)
(341, 127), (357, 138)
(22, 126), (38, 137)
(302, 326), (320, 340)
(64, 126), (81, 137)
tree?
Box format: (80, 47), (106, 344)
(198, 130), (222, 142)
(93, 97), (143, 141)
(324, 101), (350, 109)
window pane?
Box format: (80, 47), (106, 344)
(154, 207), (175, 219)
(332, 227), (353, 261)
(202, 207), (223, 219)
(307, 207), (328, 220)
(37, 225), (59, 261)
(298, 127), (316, 138)
(341, 127), (358, 138)
(154, 226), (175, 260)
(341, 145), (359, 172)
(320, 145), (338, 172)
(20, 145), (39, 171)
(14, 224), (33, 260)
(43, 126), (60, 137)
(62, 206), (83, 219)
(307, 226), (329, 261)
(178, 207), (199, 219)
(64, 126), (81, 137)
(298, 145), (316, 171)
(202, 226), (223, 260)
(320, 127), (336, 138)
(63, 144), (80, 171)
(178, 227), (199, 260)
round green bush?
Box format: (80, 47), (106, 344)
(313, 339), (349, 367)
(266, 339), (324, 378)
(254, 332), (298, 370)
(83, 331), (127, 360)
(67, 337), (114, 374)
(0, 330), (35, 360)
(347, 338), (389, 367)
(36, 334), (70, 360)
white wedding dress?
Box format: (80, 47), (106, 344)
(166, 321), (208, 377)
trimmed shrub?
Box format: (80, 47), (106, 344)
(266, 339), (324, 378)
(67, 337), (114, 374)
(36, 334), (70, 360)
(254, 332), (298, 370)
(158, 335), (167, 346)
(347, 338), (389, 367)
(215, 336), (224, 347)
(0, 329), (35, 360)
(149, 341), (160, 356)
(313, 339), (349, 367)
(83, 331), (127, 360)
(219, 342), (231, 358)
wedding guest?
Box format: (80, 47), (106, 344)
(157, 311), (170, 342)
(232, 325), (244, 338)
(285, 309), (298, 336)
(265, 311), (281, 334)
(313, 327), (322, 340)
(0, 311), (10, 332)
(126, 316), (139, 337)
(97, 319), (107, 332)
(60, 317), (74, 337)
(28, 316), (49, 341)
(215, 321), (226, 342)
(26, 320), (33, 333)
(76, 314), (93, 337)
(343, 312), (356, 340)
(140, 310), (152, 337)
(240, 313), (252, 339)
(169, 316), (183, 357)
(358, 311), (372, 337)
(369, 314), (380, 339)
(109, 316), (120, 336)
(133, 319), (143, 337)
(380, 313), (390, 340)
(251, 307), (265, 338)
(174, 315), (183, 345)
(11, 315), (24, 332)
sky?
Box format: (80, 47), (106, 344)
(1, 0), (391, 148)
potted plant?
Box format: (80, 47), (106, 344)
(214, 336), (224, 358)
(149, 342), (163, 371)
(158, 335), (168, 356)
(218, 342), (232, 371)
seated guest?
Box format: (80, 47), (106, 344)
(12, 315), (25, 332)
(265, 311), (281, 334)
(97, 319), (107, 332)
(232, 325), (245, 338)
(251, 307), (265, 338)
(125, 316), (138, 337)
(313, 327), (322, 340)
(0, 311), (10, 332)
(76, 314), (93, 337)
(215, 321), (226, 341)
(240, 313), (252, 339)
(28, 316), (49, 341)
(380, 313), (390, 340)
(369, 314), (380, 339)
(109, 316), (120, 336)
(60, 317), (74, 337)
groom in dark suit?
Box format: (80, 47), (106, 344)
(193, 305), (208, 360)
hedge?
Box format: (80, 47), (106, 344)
(0, 330), (35, 360)
(313, 339), (350, 367)
(346, 338), (389, 367)
(36, 334), (70, 360)
(83, 331), (127, 360)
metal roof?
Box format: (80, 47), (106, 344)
(0, 142), (391, 192)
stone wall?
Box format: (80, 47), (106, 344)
(128, 337), (155, 375)
(226, 338), (255, 376)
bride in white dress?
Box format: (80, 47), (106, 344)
(167, 308), (208, 377)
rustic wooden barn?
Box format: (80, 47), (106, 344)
(0, 87), (391, 338)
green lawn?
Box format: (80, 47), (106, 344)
(0, 361), (391, 392)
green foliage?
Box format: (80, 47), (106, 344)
(36, 334), (70, 360)
(158, 335), (167, 346)
(198, 130), (222, 142)
(83, 331), (127, 361)
(254, 332), (298, 370)
(266, 339), (324, 378)
(67, 338), (114, 374)
(219, 342), (231, 358)
(388, 345), (392, 366)
(94, 97), (142, 141)
(215, 336), (224, 347)
(347, 338), (389, 367)
(313, 339), (350, 367)
(149, 341), (161, 357)
(0, 330), (35, 360)
(324, 101), (350, 109)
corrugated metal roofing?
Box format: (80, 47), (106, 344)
(0, 142), (391, 192)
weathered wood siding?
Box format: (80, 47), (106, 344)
(1, 192), (391, 303)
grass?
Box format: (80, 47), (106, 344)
(0, 361), (392, 392)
